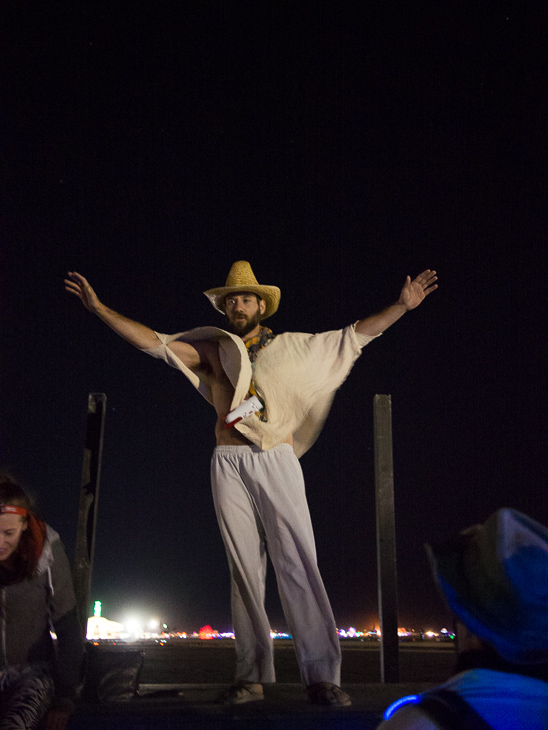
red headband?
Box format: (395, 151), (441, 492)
(0, 505), (28, 517)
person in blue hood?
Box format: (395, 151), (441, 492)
(379, 508), (548, 730)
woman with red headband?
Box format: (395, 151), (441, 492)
(0, 474), (83, 730)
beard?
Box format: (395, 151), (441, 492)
(225, 310), (262, 337)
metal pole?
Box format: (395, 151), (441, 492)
(374, 394), (400, 683)
(73, 393), (107, 641)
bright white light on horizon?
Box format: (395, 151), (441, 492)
(125, 618), (143, 636)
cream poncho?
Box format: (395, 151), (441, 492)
(144, 324), (379, 458)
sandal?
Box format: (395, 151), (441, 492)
(223, 682), (264, 705)
(307, 682), (352, 706)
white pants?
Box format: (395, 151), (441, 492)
(211, 443), (341, 687)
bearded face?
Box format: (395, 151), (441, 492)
(224, 293), (266, 338)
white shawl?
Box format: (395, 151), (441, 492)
(144, 324), (378, 457)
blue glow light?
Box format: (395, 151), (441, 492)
(383, 694), (420, 720)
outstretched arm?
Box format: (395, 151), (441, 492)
(64, 272), (201, 368)
(355, 270), (438, 336)
(65, 271), (162, 349)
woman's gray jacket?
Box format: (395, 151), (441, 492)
(0, 525), (84, 702)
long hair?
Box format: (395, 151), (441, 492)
(0, 473), (46, 584)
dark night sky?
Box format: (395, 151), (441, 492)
(1, 1), (545, 633)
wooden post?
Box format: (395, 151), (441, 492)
(73, 393), (107, 641)
(374, 394), (400, 683)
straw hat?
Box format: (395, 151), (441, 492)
(204, 261), (281, 320)
(426, 508), (548, 664)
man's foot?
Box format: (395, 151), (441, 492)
(307, 682), (352, 707)
(222, 682), (264, 705)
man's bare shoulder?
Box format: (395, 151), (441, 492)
(193, 339), (220, 361)
(167, 338), (219, 373)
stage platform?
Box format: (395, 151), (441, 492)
(69, 639), (455, 728)
(72, 681), (435, 729)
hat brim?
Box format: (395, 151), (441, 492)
(204, 285), (281, 320)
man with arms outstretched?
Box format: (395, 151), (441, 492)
(65, 261), (437, 706)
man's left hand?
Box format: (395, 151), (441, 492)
(398, 270), (438, 310)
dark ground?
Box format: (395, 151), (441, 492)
(70, 640), (456, 729)
(134, 639), (456, 684)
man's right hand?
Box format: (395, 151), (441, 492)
(64, 272), (102, 314)
(64, 271), (166, 352)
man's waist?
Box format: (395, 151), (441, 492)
(213, 443), (294, 454)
